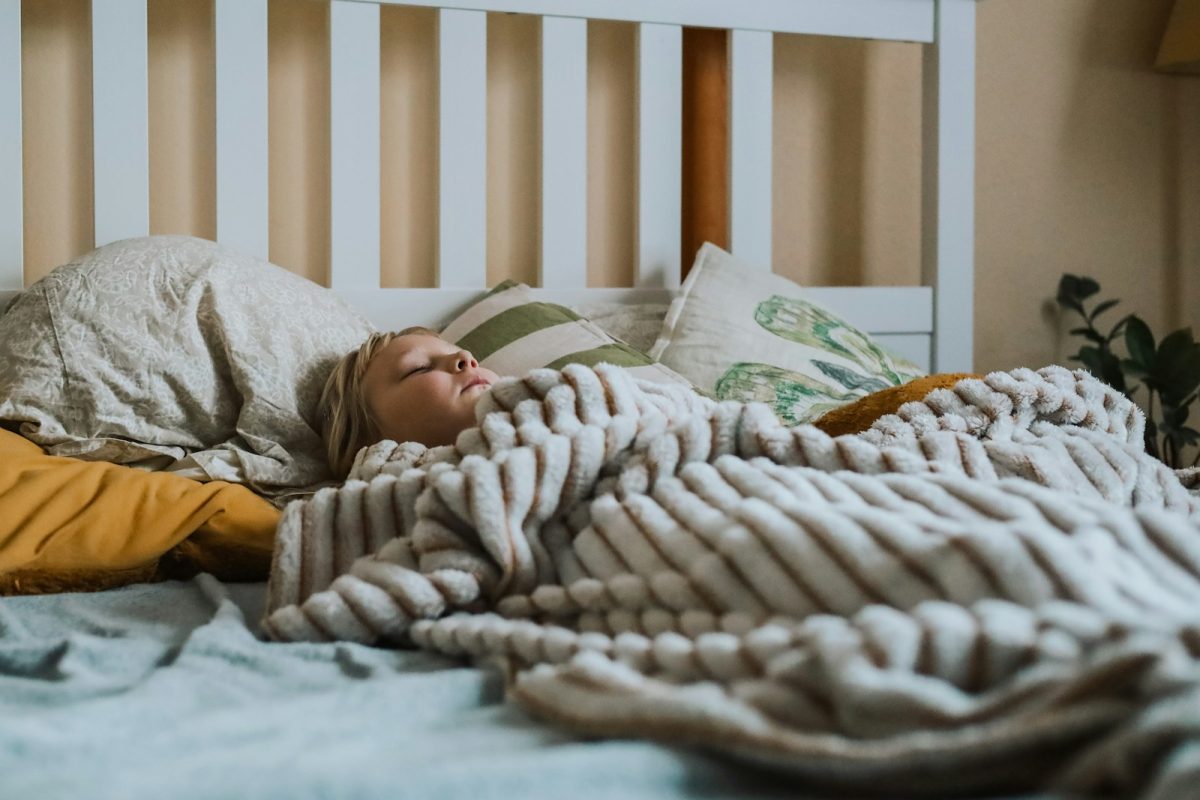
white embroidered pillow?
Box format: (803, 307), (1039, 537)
(650, 243), (924, 425)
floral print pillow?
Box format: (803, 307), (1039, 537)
(650, 244), (923, 425)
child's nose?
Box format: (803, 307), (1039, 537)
(454, 351), (478, 370)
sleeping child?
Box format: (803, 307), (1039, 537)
(318, 327), (499, 479)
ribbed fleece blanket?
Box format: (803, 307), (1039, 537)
(264, 364), (1200, 798)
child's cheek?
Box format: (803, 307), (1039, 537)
(430, 374), (456, 402)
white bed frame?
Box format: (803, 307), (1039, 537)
(0, 0), (978, 373)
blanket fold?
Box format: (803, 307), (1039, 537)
(263, 364), (1200, 796)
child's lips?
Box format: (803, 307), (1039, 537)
(461, 376), (491, 394)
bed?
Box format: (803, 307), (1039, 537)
(8, 2), (1197, 799)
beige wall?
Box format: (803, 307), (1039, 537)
(772, 36), (923, 289)
(19, 0), (1200, 373)
(975, 0), (1199, 373)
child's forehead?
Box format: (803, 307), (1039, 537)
(387, 333), (453, 358)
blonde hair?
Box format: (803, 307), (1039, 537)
(318, 326), (439, 478)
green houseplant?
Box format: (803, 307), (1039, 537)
(1056, 274), (1200, 468)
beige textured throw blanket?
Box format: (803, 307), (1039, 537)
(264, 365), (1200, 798)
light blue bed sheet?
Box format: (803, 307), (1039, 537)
(0, 575), (813, 800)
(0, 575), (1062, 800)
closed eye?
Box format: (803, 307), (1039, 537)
(403, 364), (431, 379)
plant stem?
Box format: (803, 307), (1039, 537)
(1147, 390), (1159, 460)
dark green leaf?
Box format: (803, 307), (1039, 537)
(1057, 296), (1082, 315)
(1120, 358), (1148, 381)
(1069, 327), (1105, 344)
(1162, 403), (1188, 429)
(1105, 315), (1132, 343)
(1080, 347), (1126, 393)
(1088, 299), (1119, 321)
(1144, 417), (1160, 459)
(1098, 350), (1126, 393)
(1158, 327), (1197, 359)
(1055, 275), (1084, 314)
(1078, 346), (1103, 374)
(1075, 276), (1100, 300)
(1154, 328), (1200, 405)
(1124, 317), (1156, 368)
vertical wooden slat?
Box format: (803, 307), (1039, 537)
(215, 0), (268, 261)
(539, 16), (587, 289)
(330, 0), (381, 289)
(92, 0), (149, 247)
(0, 0), (22, 287)
(681, 27), (728, 276)
(922, 0), (975, 373)
(438, 8), (487, 288)
(636, 22), (682, 289)
(729, 28), (773, 270)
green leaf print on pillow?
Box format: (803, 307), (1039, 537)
(812, 360), (890, 394)
(754, 295), (919, 386)
(715, 362), (855, 426)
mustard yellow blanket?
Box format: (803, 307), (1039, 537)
(0, 428), (278, 594)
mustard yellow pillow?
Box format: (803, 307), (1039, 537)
(813, 374), (978, 438)
(0, 428), (279, 595)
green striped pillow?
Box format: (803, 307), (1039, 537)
(439, 281), (691, 386)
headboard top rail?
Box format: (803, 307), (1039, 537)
(339, 0), (940, 43)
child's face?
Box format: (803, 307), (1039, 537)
(361, 334), (499, 448)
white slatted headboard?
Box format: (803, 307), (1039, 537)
(0, 0), (978, 373)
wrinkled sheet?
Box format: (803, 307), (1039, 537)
(0, 576), (890, 800)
